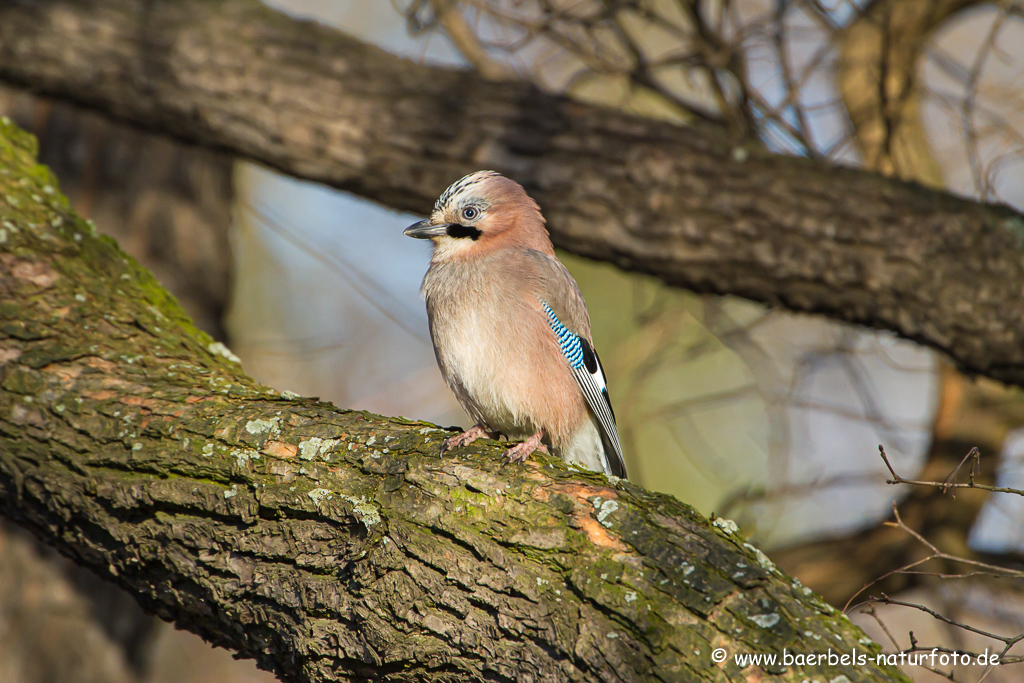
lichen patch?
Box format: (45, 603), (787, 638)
(245, 417), (281, 439)
(208, 341), (241, 364)
(232, 448), (260, 468)
(744, 543), (777, 573)
(308, 488), (332, 504)
(749, 613), (780, 629)
(299, 437), (340, 461)
(340, 494), (382, 528)
(594, 498), (619, 528)
(712, 517), (740, 536)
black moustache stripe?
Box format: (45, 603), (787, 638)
(446, 223), (482, 240)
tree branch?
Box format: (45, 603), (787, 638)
(0, 120), (909, 682)
(837, 0), (976, 184)
(0, 0), (1022, 388)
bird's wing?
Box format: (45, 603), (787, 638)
(526, 251), (628, 479)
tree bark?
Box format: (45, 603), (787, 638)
(0, 121), (908, 682)
(0, 0), (1022, 390)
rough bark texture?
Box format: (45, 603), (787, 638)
(0, 0), (1022, 390)
(0, 122), (908, 682)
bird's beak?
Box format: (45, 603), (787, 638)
(403, 219), (448, 239)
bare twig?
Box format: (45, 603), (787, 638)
(879, 445), (1024, 497)
(844, 503), (1024, 613)
(427, 0), (518, 80)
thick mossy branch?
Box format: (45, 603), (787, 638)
(0, 121), (907, 682)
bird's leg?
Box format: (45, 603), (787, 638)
(502, 430), (549, 466)
(440, 424), (493, 457)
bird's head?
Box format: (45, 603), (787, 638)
(404, 171), (551, 259)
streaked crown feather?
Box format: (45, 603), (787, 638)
(434, 170), (501, 213)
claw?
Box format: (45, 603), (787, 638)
(439, 424), (490, 457)
(501, 430), (547, 467)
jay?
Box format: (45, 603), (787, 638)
(404, 171), (628, 479)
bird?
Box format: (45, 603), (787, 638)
(404, 170), (627, 479)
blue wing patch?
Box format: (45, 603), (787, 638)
(540, 301), (585, 369)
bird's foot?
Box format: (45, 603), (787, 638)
(502, 430), (548, 466)
(440, 424), (492, 457)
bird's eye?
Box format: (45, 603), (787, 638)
(461, 206), (479, 221)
